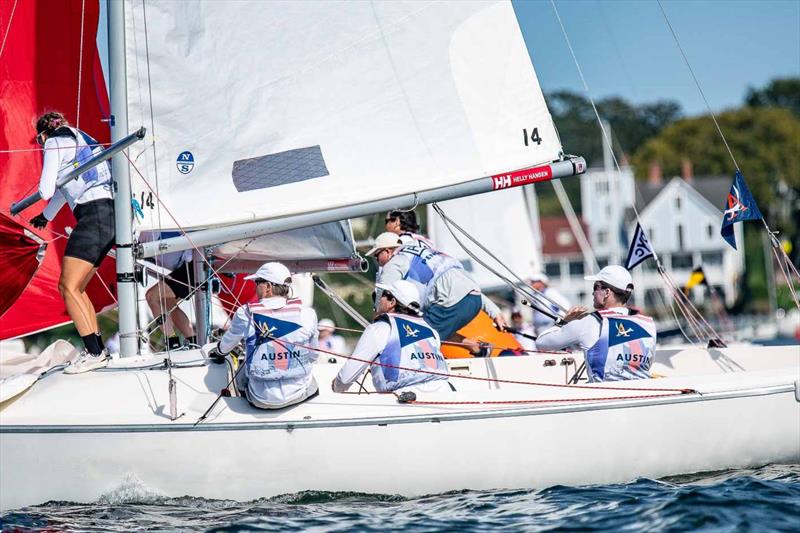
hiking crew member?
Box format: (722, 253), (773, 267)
(31, 111), (115, 374)
(535, 265), (657, 382)
(333, 279), (452, 394)
(368, 231), (506, 349)
(211, 262), (320, 409)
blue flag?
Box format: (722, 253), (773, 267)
(720, 171), (762, 250)
(625, 222), (655, 270)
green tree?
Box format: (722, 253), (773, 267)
(745, 77), (800, 117)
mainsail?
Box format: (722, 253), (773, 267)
(0, 0), (117, 340)
(124, 0), (564, 236)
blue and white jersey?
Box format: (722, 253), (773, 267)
(370, 313), (448, 392)
(244, 299), (318, 381)
(585, 309), (657, 382)
(396, 244), (462, 305)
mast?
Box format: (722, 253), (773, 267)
(108, 0), (138, 357)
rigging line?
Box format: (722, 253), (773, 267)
(0, 0), (18, 60)
(124, 155), (249, 314)
(655, 0), (739, 171)
(75, 0), (86, 129)
(264, 335), (691, 393)
(550, 0), (721, 340)
(432, 203), (561, 315)
(0, 141), (116, 154)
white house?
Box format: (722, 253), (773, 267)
(544, 164), (745, 313)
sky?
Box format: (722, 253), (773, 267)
(513, 0), (800, 116)
(98, 0), (799, 117)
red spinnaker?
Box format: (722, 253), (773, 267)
(0, 0), (117, 340)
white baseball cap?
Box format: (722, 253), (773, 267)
(318, 318), (335, 331)
(365, 232), (403, 256)
(244, 262), (292, 285)
(376, 279), (421, 313)
(584, 265), (633, 292)
(529, 271), (549, 284)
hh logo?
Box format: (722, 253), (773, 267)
(724, 184), (749, 222)
(616, 322), (633, 337)
(403, 324), (419, 338)
(493, 174), (511, 189)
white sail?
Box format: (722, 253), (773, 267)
(428, 188), (542, 291)
(124, 0), (562, 233)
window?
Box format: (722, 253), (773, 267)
(677, 224), (685, 250)
(672, 252), (693, 270)
(648, 228), (655, 241)
(596, 231), (608, 246)
(701, 251), (723, 266)
(706, 224), (714, 239)
(675, 196), (682, 210)
(597, 256), (609, 269)
(569, 260), (584, 276)
(595, 180), (609, 193)
(645, 288), (663, 309)
(544, 262), (561, 277)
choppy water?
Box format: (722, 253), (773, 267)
(2, 464), (798, 532)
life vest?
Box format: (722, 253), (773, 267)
(585, 309), (657, 382)
(398, 232), (434, 249)
(51, 126), (112, 207)
(397, 244), (462, 305)
(371, 313), (448, 392)
(245, 300), (316, 381)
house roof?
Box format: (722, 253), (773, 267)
(540, 216), (587, 255)
(634, 175), (731, 211)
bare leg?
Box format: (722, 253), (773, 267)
(59, 257), (100, 336)
(78, 266), (100, 333)
(146, 281), (195, 338)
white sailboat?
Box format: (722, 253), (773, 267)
(0, 0), (797, 512)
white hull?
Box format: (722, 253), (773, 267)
(1, 345), (798, 511)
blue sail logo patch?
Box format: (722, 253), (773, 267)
(252, 315), (301, 345)
(395, 317), (434, 348)
(607, 318), (651, 347)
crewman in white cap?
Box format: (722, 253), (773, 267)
(535, 265), (657, 382)
(332, 279), (453, 394)
(318, 318), (347, 355)
(210, 262), (319, 409)
(366, 231), (505, 351)
(528, 271), (570, 335)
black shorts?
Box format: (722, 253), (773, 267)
(64, 198), (116, 267)
(165, 261), (196, 300)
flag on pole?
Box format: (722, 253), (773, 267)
(625, 222), (655, 270)
(720, 171), (763, 250)
(683, 266), (708, 295)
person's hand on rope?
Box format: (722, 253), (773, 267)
(563, 305), (589, 323)
(30, 213), (48, 229)
(493, 314), (507, 331)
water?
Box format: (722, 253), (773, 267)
(2, 465), (798, 532)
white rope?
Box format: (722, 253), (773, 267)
(75, 0), (86, 129)
(548, 0), (724, 345)
(0, 0), (18, 60)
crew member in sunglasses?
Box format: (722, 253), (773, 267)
(535, 265), (657, 382)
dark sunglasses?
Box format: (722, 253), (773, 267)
(593, 282), (609, 292)
(254, 278), (270, 285)
(381, 291), (394, 300)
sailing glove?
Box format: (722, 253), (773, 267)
(208, 345), (226, 365)
(30, 213), (48, 229)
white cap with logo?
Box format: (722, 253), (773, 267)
(376, 279), (422, 314)
(584, 265), (633, 292)
(365, 232), (403, 256)
(244, 261), (292, 285)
